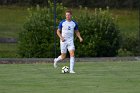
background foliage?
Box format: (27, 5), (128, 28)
(18, 1), (66, 58)
(19, 1), (121, 57)
(75, 7), (120, 57)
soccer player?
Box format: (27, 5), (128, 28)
(54, 10), (83, 73)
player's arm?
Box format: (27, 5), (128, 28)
(57, 29), (65, 42)
(75, 30), (83, 42)
(74, 21), (83, 42)
(57, 20), (65, 42)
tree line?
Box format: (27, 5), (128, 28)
(0, 0), (139, 8)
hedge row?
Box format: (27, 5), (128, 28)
(18, 2), (139, 58)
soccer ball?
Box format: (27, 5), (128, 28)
(62, 66), (69, 73)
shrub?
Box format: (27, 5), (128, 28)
(118, 34), (140, 56)
(18, 1), (66, 58)
(118, 48), (134, 57)
(74, 7), (120, 57)
(19, 4), (121, 57)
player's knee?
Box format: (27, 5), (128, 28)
(70, 52), (75, 57)
(61, 54), (66, 59)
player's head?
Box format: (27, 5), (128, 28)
(65, 10), (72, 21)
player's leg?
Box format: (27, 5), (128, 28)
(54, 53), (67, 68)
(54, 42), (67, 68)
(69, 50), (75, 73)
(68, 42), (75, 73)
(54, 53), (66, 63)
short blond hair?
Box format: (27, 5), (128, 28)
(65, 10), (72, 15)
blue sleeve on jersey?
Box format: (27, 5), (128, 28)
(73, 20), (78, 31)
(58, 20), (65, 30)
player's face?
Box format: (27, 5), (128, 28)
(66, 12), (72, 21)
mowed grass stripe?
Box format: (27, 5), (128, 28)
(0, 62), (140, 93)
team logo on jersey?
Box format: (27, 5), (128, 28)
(68, 26), (71, 30)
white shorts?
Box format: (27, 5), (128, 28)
(60, 41), (75, 53)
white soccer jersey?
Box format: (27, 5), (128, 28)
(58, 19), (78, 42)
(58, 19), (78, 53)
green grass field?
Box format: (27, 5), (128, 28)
(0, 61), (140, 93)
(0, 6), (27, 38)
(0, 43), (19, 58)
(113, 9), (139, 36)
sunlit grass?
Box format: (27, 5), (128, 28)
(0, 62), (140, 93)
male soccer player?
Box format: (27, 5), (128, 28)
(54, 10), (83, 73)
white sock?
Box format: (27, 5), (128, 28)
(55, 56), (62, 62)
(70, 57), (75, 72)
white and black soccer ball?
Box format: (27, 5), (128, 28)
(61, 66), (69, 73)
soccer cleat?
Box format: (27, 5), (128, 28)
(54, 58), (57, 68)
(70, 71), (76, 74)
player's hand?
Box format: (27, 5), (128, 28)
(60, 37), (65, 42)
(79, 38), (83, 43)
